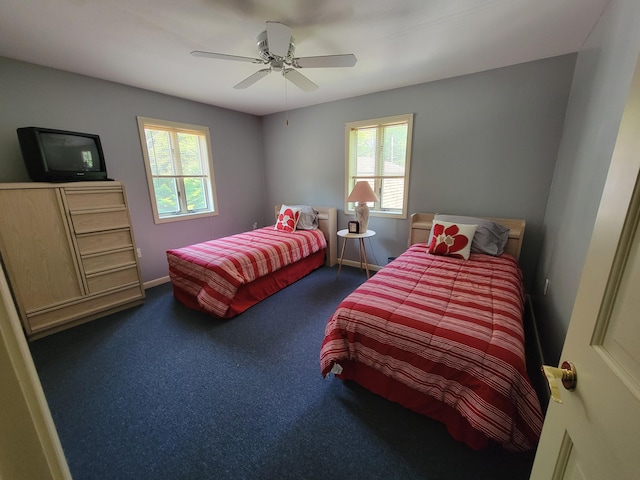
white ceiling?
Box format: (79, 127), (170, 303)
(0, 0), (610, 116)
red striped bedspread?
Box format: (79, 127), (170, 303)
(167, 226), (326, 317)
(320, 243), (543, 451)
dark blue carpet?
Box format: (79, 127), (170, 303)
(29, 265), (536, 480)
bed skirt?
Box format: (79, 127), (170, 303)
(334, 359), (498, 450)
(171, 248), (326, 318)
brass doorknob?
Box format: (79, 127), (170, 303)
(542, 361), (577, 403)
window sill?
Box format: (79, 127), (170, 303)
(345, 210), (407, 220)
(154, 210), (218, 224)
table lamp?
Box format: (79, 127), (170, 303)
(347, 181), (379, 232)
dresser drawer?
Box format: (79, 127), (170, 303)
(27, 285), (144, 333)
(76, 229), (134, 255)
(64, 188), (126, 211)
(86, 265), (140, 294)
(71, 209), (130, 234)
(82, 248), (137, 275)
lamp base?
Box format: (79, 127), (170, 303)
(354, 203), (370, 232)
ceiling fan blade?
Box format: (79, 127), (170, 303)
(233, 69), (271, 89)
(283, 69), (318, 93)
(293, 54), (357, 68)
(266, 21), (292, 58)
(191, 51), (262, 64)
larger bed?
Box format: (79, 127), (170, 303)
(320, 213), (544, 451)
(167, 205), (337, 318)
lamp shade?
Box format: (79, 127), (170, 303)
(346, 181), (379, 203)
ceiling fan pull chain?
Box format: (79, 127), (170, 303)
(284, 74), (289, 125)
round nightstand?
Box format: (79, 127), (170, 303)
(337, 229), (376, 278)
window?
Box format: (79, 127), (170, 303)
(345, 113), (413, 219)
(137, 117), (219, 224)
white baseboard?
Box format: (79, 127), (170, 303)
(339, 259), (383, 272)
(143, 276), (171, 290)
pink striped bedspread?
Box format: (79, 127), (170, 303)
(167, 226), (326, 317)
(320, 243), (543, 451)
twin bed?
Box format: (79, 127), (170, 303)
(320, 213), (543, 451)
(166, 205), (337, 318)
(167, 208), (543, 451)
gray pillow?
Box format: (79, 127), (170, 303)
(291, 205), (319, 230)
(434, 214), (509, 256)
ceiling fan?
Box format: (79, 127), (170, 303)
(191, 21), (357, 92)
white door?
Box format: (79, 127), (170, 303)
(530, 56), (640, 479)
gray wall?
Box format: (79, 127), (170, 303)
(1, 55), (576, 291)
(533, 0), (640, 364)
(261, 55), (577, 290)
(0, 57), (266, 282)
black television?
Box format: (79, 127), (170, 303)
(17, 127), (109, 182)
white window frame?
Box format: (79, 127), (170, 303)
(344, 113), (414, 219)
(137, 116), (219, 224)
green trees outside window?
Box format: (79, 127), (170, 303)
(137, 117), (218, 224)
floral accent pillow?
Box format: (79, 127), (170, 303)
(434, 214), (509, 256)
(428, 221), (478, 260)
(275, 205), (301, 233)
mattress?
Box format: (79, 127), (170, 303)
(167, 226), (327, 318)
(320, 243), (543, 451)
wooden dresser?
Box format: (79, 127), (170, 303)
(0, 181), (144, 339)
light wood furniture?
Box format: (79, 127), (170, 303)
(337, 229), (376, 278)
(0, 181), (144, 339)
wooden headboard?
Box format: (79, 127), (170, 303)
(408, 213), (526, 260)
(274, 205), (338, 267)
